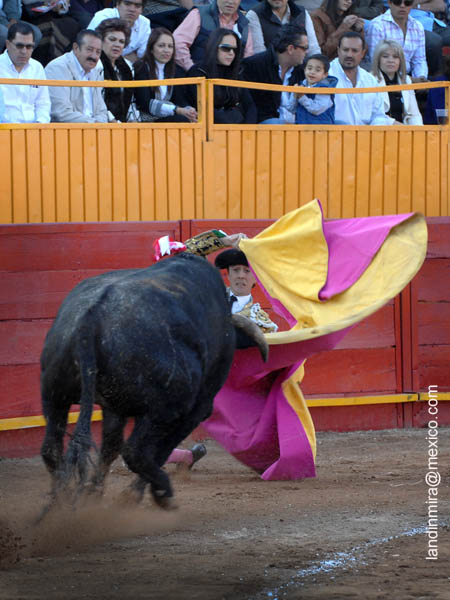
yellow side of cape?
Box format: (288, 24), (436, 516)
(240, 200), (427, 345)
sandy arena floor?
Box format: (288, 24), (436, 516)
(0, 429), (449, 599)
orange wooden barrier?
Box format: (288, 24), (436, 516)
(0, 78), (449, 222)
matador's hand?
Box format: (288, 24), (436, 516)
(222, 233), (248, 248)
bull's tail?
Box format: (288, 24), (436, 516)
(64, 320), (98, 488)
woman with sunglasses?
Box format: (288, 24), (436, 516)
(134, 27), (197, 122)
(311, 0), (365, 60)
(371, 39), (422, 125)
(96, 18), (134, 123)
(185, 28), (256, 124)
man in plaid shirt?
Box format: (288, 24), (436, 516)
(366, 0), (431, 80)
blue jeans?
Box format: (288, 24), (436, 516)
(260, 117), (288, 124)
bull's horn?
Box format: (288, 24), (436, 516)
(231, 314), (269, 362)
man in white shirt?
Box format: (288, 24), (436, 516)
(0, 22), (50, 123)
(45, 29), (108, 123)
(88, 0), (151, 63)
(329, 32), (391, 126)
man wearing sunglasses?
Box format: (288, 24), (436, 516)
(367, 0), (434, 81)
(0, 21), (50, 123)
(242, 24), (308, 123)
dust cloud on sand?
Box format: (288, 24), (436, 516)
(1, 431), (449, 599)
(0, 464), (187, 568)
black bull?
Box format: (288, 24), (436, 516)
(40, 253), (267, 509)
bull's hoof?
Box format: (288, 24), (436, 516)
(153, 495), (178, 511)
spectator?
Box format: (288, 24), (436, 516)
(412, 0), (447, 22)
(95, 18), (133, 123)
(45, 28), (108, 122)
(242, 24), (308, 123)
(88, 0), (151, 63)
(143, 0), (191, 32)
(246, 0), (320, 55)
(424, 54), (450, 123)
(186, 28), (257, 123)
(366, 0), (431, 80)
(0, 2), (42, 52)
(329, 31), (391, 123)
(21, 0), (80, 66)
(0, 21), (50, 122)
(295, 52), (337, 123)
(67, 0), (104, 29)
(173, 0), (254, 72)
(408, 2), (450, 65)
(133, 26), (197, 121)
(311, 0), (365, 60)
(371, 38), (423, 124)
(352, 0), (384, 19)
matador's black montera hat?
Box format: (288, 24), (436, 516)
(214, 248), (249, 270)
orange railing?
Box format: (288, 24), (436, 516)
(0, 76), (449, 222)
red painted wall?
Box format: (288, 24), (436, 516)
(0, 218), (449, 458)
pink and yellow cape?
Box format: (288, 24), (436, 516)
(202, 199), (427, 480)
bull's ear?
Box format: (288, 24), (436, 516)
(231, 314), (269, 362)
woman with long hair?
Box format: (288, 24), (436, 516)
(311, 0), (364, 60)
(186, 28), (256, 124)
(96, 18), (133, 123)
(133, 27), (197, 122)
(371, 39), (423, 125)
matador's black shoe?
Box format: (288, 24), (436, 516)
(189, 443), (207, 469)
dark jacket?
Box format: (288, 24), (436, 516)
(311, 6), (364, 60)
(186, 64), (257, 124)
(352, 0), (384, 20)
(251, 0), (306, 49)
(133, 61), (189, 118)
(100, 53), (133, 123)
(242, 47), (304, 123)
(190, 1), (250, 65)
